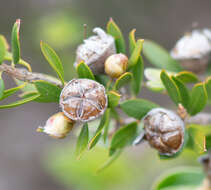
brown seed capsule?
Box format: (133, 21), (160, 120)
(60, 79), (107, 122)
(104, 53), (128, 78)
(170, 29), (211, 74)
(143, 108), (185, 156)
(74, 27), (116, 74)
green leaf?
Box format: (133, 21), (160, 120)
(206, 135), (211, 150)
(75, 123), (89, 159)
(171, 76), (190, 109)
(109, 122), (138, 156)
(107, 18), (126, 53)
(189, 83), (207, 116)
(129, 29), (136, 55)
(34, 80), (61, 103)
(176, 71), (198, 83)
(76, 61), (95, 80)
(120, 99), (159, 120)
(128, 39), (144, 68)
(94, 74), (110, 87)
(153, 167), (204, 190)
(205, 77), (211, 104)
(11, 19), (21, 64)
(113, 72), (132, 90)
(19, 91), (39, 99)
(143, 40), (182, 72)
(146, 81), (165, 92)
(145, 68), (176, 81)
(186, 125), (206, 154)
(160, 70), (181, 105)
(88, 109), (110, 150)
(40, 41), (65, 85)
(0, 94), (40, 109)
(0, 73), (4, 99)
(0, 35), (7, 64)
(0, 83), (26, 101)
(131, 56), (144, 95)
(107, 91), (121, 108)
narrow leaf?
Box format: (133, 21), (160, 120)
(146, 80), (165, 92)
(176, 71), (198, 83)
(187, 125), (206, 154)
(34, 80), (61, 103)
(95, 74), (110, 87)
(0, 35), (7, 64)
(128, 39), (144, 68)
(40, 41), (65, 85)
(129, 29), (136, 55)
(0, 94), (40, 109)
(0, 83), (26, 101)
(205, 77), (211, 104)
(172, 76), (190, 109)
(76, 61), (95, 80)
(160, 70), (181, 105)
(120, 99), (159, 120)
(107, 91), (121, 108)
(131, 56), (144, 95)
(189, 83), (207, 115)
(109, 122), (137, 156)
(145, 68), (176, 82)
(88, 109), (110, 149)
(107, 18), (126, 53)
(75, 123), (89, 159)
(113, 72), (132, 90)
(0, 74), (4, 99)
(143, 40), (182, 72)
(153, 167), (204, 190)
(11, 19), (21, 64)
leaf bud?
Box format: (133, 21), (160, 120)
(74, 27), (116, 74)
(60, 79), (107, 122)
(104, 53), (128, 78)
(37, 112), (75, 139)
(143, 108), (185, 156)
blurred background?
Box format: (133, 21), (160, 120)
(0, 0), (211, 189)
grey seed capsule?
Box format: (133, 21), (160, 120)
(170, 29), (211, 74)
(60, 79), (107, 122)
(74, 27), (116, 74)
(143, 108), (185, 156)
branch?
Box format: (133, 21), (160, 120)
(199, 152), (211, 189)
(0, 63), (63, 88)
(187, 113), (211, 125)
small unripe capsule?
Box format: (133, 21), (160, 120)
(74, 27), (116, 74)
(60, 79), (107, 122)
(37, 112), (75, 139)
(104, 53), (128, 78)
(143, 108), (185, 156)
(171, 29), (211, 74)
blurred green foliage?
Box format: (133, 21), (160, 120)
(37, 11), (86, 49)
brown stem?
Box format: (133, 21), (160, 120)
(187, 113), (211, 125)
(0, 63), (63, 88)
(199, 152), (211, 189)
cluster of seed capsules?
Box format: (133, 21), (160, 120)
(38, 27), (211, 156)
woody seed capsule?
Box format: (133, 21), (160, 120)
(60, 79), (107, 122)
(171, 29), (211, 74)
(143, 108), (185, 156)
(74, 27), (116, 74)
